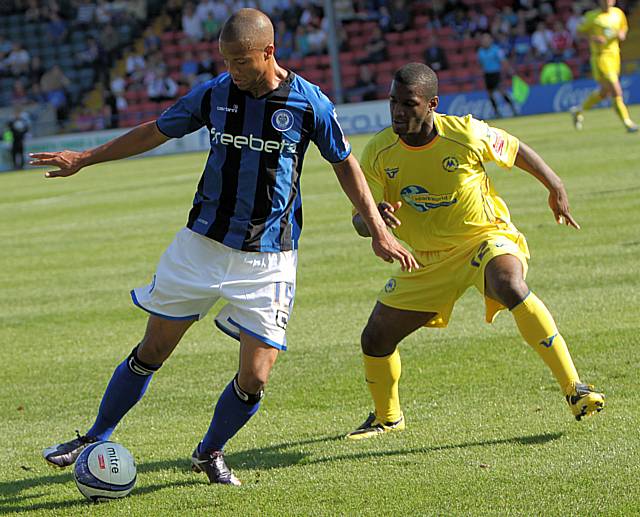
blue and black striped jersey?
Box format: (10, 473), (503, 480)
(156, 71), (351, 252)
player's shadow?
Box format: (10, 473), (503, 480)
(225, 431), (565, 469)
(0, 432), (561, 513)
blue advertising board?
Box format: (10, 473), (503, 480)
(437, 73), (640, 119)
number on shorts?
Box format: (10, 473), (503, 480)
(470, 241), (490, 267)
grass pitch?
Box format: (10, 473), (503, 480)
(1, 107), (639, 516)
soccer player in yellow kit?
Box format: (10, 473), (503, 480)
(571, 0), (638, 132)
(347, 63), (605, 440)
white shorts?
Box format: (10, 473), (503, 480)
(131, 228), (297, 350)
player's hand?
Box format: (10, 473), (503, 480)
(377, 201), (402, 229)
(30, 150), (86, 178)
(592, 35), (607, 44)
(371, 228), (419, 272)
(548, 186), (580, 230)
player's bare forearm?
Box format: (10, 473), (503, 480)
(515, 141), (580, 229)
(30, 121), (170, 178)
(82, 121), (170, 166)
(332, 155), (419, 270)
(515, 141), (563, 191)
(332, 154), (387, 239)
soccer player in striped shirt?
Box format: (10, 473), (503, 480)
(35, 9), (418, 485)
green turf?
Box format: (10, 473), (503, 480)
(1, 107), (639, 516)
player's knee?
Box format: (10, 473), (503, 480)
(236, 370), (267, 397)
(361, 324), (395, 357)
(492, 274), (528, 308)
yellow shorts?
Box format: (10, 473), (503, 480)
(378, 230), (530, 328)
(591, 54), (620, 83)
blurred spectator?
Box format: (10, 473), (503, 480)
(110, 74), (126, 95)
(283, 0), (303, 32)
(0, 35), (12, 61)
(143, 27), (161, 54)
(550, 20), (573, 59)
(510, 22), (533, 64)
(126, 52), (147, 82)
(104, 88), (121, 129)
(95, 0), (113, 26)
(196, 50), (217, 84)
(348, 64), (378, 102)
(294, 26), (311, 58)
(5, 43), (30, 77)
(477, 32), (516, 117)
(566, 5), (583, 39)
(27, 55), (45, 86)
(46, 12), (69, 45)
(359, 26), (388, 64)
(74, 0), (96, 30)
(197, 0), (228, 22)
(275, 19), (295, 60)
(25, 0), (46, 22)
(165, 0), (183, 31)
(74, 106), (97, 132)
(100, 24), (122, 64)
(40, 65), (71, 124)
(539, 55), (573, 84)
(180, 51), (199, 86)
(531, 22), (553, 60)
(389, 0), (411, 33)
(11, 80), (29, 105)
(468, 6), (489, 35)
(202, 12), (222, 41)
(307, 21), (327, 55)
(423, 34), (449, 72)
(7, 108), (30, 170)
(77, 37), (103, 79)
(147, 67), (178, 103)
(334, 0), (356, 21)
(182, 2), (203, 41)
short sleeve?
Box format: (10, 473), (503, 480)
(619, 10), (628, 32)
(311, 90), (351, 163)
(577, 12), (594, 33)
(156, 81), (212, 138)
(470, 117), (520, 168)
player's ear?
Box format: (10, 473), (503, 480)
(429, 96), (439, 111)
(264, 43), (275, 60)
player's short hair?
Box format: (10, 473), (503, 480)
(393, 63), (438, 99)
(220, 8), (274, 50)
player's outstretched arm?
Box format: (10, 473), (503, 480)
(30, 121), (170, 178)
(332, 154), (418, 271)
(514, 141), (580, 229)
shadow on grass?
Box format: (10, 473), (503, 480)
(227, 431), (565, 469)
(0, 432), (561, 513)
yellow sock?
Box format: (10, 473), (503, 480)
(581, 91), (603, 111)
(613, 96), (633, 126)
(511, 292), (580, 395)
(362, 349), (402, 423)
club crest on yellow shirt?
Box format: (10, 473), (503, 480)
(401, 185), (458, 213)
(384, 167), (399, 179)
(442, 156), (460, 172)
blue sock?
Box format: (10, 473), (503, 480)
(200, 375), (263, 452)
(86, 346), (161, 440)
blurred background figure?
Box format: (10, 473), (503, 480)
(477, 32), (517, 118)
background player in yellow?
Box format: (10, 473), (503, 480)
(571, 0), (637, 132)
(347, 63), (605, 440)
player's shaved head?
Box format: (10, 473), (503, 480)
(220, 8), (274, 50)
(394, 63), (438, 100)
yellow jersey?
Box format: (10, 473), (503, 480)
(578, 7), (628, 58)
(359, 113), (520, 252)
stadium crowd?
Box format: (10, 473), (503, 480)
(0, 0), (635, 136)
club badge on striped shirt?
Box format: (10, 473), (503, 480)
(271, 109), (294, 132)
